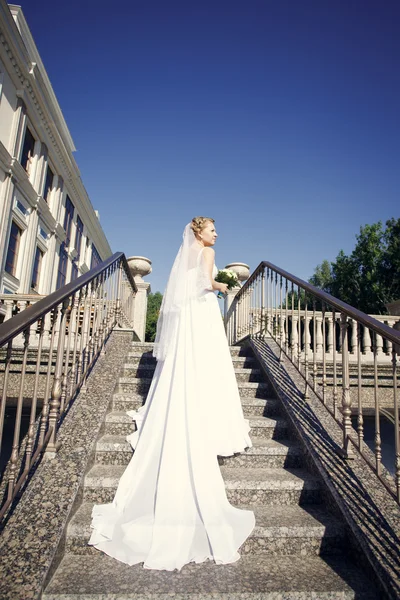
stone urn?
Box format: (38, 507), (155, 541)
(224, 262), (250, 287)
(126, 256), (152, 281)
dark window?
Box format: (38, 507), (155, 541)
(56, 243), (68, 289)
(20, 127), (35, 174)
(75, 216), (84, 261)
(5, 221), (21, 276)
(91, 244), (101, 269)
(31, 246), (43, 290)
(63, 196), (74, 245)
(71, 261), (79, 281)
(43, 166), (54, 202)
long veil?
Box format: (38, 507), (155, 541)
(153, 223), (212, 361)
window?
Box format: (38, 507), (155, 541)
(43, 165), (54, 202)
(91, 244), (101, 269)
(63, 196), (74, 245)
(56, 243), (68, 289)
(75, 216), (84, 261)
(5, 221), (21, 276)
(20, 127), (35, 175)
(71, 261), (79, 281)
(31, 246), (43, 290)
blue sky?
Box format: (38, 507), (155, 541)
(18, 0), (399, 294)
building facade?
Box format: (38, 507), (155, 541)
(0, 2), (112, 321)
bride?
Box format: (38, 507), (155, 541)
(89, 217), (255, 570)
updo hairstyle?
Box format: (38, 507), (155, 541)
(190, 216), (215, 236)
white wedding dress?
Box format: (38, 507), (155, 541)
(89, 227), (255, 570)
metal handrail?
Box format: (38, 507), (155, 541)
(228, 260), (400, 347)
(225, 260), (400, 504)
(0, 252), (137, 348)
(0, 251), (137, 521)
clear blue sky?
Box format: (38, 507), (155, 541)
(18, 0), (399, 294)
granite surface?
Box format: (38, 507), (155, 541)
(250, 336), (400, 599)
(0, 331), (135, 600)
(42, 554), (379, 599)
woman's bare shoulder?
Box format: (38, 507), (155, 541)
(202, 247), (215, 257)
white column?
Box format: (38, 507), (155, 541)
(315, 314), (323, 355)
(132, 280), (150, 341)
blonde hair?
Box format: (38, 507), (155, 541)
(190, 216), (215, 236)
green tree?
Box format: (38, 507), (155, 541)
(145, 292), (163, 342)
(309, 259), (333, 294)
(309, 218), (400, 314)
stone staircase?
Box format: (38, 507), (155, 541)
(43, 342), (379, 599)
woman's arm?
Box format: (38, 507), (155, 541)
(202, 247), (228, 294)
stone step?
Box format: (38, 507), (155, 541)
(111, 393), (145, 411)
(125, 353), (257, 369)
(236, 381), (271, 399)
(241, 397), (280, 417)
(43, 553), (378, 599)
(128, 342), (252, 356)
(120, 363), (157, 378)
(234, 368), (263, 383)
(222, 438), (303, 468)
(102, 411), (287, 440)
(83, 465), (321, 506)
(95, 434), (301, 468)
(116, 377), (152, 395)
(114, 380), (272, 401)
(246, 416), (288, 439)
(64, 502), (344, 557)
(111, 394), (278, 415)
(119, 364), (263, 384)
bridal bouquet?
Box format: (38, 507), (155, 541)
(215, 269), (238, 299)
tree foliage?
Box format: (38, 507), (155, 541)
(145, 292), (163, 342)
(309, 218), (400, 314)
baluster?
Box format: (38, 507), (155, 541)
(375, 332), (383, 357)
(46, 299), (69, 454)
(340, 314), (354, 458)
(279, 276), (284, 361)
(350, 319), (357, 354)
(392, 350), (400, 502)
(284, 280), (289, 355)
(303, 294), (309, 400)
(373, 332), (382, 475)
(297, 286), (302, 369)
(39, 307), (58, 447)
(260, 268), (265, 339)
(357, 322), (364, 451)
(0, 341), (13, 457)
(327, 313), (334, 354)
(60, 299), (73, 414)
(332, 309), (338, 419)
(363, 325), (372, 355)
(386, 323), (393, 356)
(24, 317), (44, 474)
(315, 312), (323, 355)
(7, 327), (30, 501)
(69, 292), (81, 398)
(322, 303), (327, 404)
(312, 300), (318, 391)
